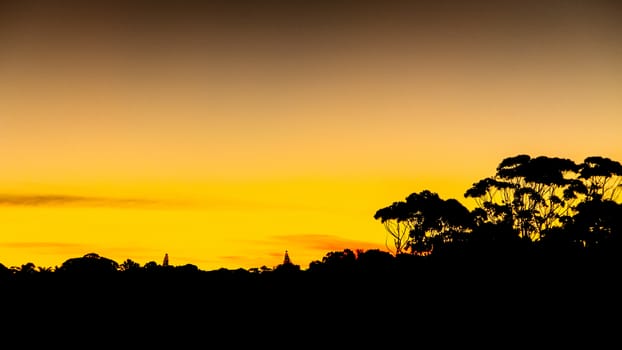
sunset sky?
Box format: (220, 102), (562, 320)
(1, 0), (621, 271)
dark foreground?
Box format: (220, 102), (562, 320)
(1, 255), (620, 347)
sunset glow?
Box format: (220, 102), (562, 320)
(1, 0), (621, 270)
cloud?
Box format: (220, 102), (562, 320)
(215, 233), (387, 270)
(0, 193), (322, 211)
(271, 233), (386, 252)
(0, 194), (174, 209)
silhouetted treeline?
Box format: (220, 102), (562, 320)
(1, 245), (619, 346)
(1, 154), (620, 345)
(374, 154), (622, 261)
(2, 154), (620, 281)
(1, 154), (621, 301)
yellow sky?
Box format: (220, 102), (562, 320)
(1, 0), (621, 270)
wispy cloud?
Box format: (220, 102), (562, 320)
(0, 193), (321, 211)
(218, 234), (387, 269)
(271, 233), (386, 252)
(0, 194), (175, 209)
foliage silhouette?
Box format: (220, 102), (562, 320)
(0, 154), (620, 345)
(374, 190), (471, 255)
(465, 154), (583, 240)
(579, 156), (622, 201)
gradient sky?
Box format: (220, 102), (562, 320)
(1, 0), (621, 270)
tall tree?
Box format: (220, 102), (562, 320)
(404, 190), (471, 254)
(375, 190), (471, 256)
(578, 156), (622, 201)
(567, 199), (622, 248)
(374, 201), (414, 255)
(464, 177), (514, 226)
(465, 154), (580, 241)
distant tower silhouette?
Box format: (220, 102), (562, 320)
(283, 250), (291, 265)
(163, 253), (169, 267)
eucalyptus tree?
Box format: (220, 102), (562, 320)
(578, 156), (622, 201)
(465, 154), (580, 241)
(374, 200), (414, 255)
(375, 190), (471, 256)
(464, 177), (514, 226)
(554, 156), (622, 248)
(568, 199), (622, 248)
(404, 190), (472, 254)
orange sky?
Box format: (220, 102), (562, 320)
(1, 0), (621, 270)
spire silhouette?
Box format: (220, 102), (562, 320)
(163, 253), (169, 267)
(283, 250), (291, 265)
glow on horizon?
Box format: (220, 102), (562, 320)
(0, 176), (461, 270)
(1, 0), (621, 270)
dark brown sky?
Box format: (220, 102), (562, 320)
(3, 0), (620, 53)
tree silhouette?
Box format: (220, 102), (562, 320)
(403, 190), (472, 255)
(2, 152), (622, 343)
(11, 262), (37, 275)
(373, 200), (414, 255)
(308, 249), (358, 275)
(566, 198), (622, 249)
(119, 258), (141, 272)
(578, 156), (622, 201)
(465, 154), (580, 241)
(375, 190), (471, 256)
(144, 261), (159, 270)
(56, 252), (119, 275)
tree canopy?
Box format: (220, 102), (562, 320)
(377, 154), (622, 258)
